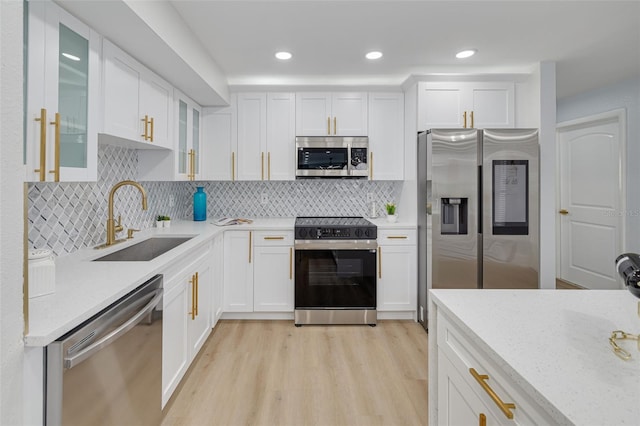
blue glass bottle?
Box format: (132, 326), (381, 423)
(193, 186), (206, 221)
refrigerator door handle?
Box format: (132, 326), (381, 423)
(478, 165), (483, 235)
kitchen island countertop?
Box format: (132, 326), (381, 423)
(429, 289), (640, 425)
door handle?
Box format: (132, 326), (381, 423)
(34, 108), (47, 181)
(559, 209), (569, 215)
(48, 112), (61, 182)
(463, 111), (468, 128)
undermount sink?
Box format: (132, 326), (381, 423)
(93, 236), (194, 262)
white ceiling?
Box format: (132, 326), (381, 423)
(170, 0), (640, 98)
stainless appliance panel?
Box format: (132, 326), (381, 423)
(46, 276), (163, 426)
(295, 136), (368, 178)
(295, 309), (377, 325)
(417, 131), (429, 330)
(482, 129), (539, 289)
(432, 129), (480, 289)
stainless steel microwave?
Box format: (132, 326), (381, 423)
(295, 136), (369, 178)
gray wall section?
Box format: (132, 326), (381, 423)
(557, 77), (640, 252)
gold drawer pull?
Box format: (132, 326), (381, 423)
(387, 236), (408, 239)
(469, 368), (516, 419)
(263, 236), (285, 240)
(479, 413), (486, 426)
(559, 209), (569, 215)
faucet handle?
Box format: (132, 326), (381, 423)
(114, 215), (123, 233)
(127, 228), (140, 239)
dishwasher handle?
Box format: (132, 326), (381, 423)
(64, 288), (163, 369)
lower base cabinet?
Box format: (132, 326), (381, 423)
(377, 229), (417, 313)
(162, 244), (213, 407)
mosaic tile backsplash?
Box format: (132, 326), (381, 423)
(29, 145), (403, 256)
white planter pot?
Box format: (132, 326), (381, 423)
(387, 214), (398, 223)
(164, 220), (171, 228)
(156, 221), (163, 228)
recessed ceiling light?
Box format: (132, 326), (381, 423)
(62, 52), (81, 61)
(275, 51), (292, 60)
(456, 49), (477, 59)
(366, 51), (383, 60)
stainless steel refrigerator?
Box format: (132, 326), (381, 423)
(417, 128), (539, 330)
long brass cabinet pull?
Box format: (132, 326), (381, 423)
(261, 152), (265, 180)
(327, 117), (331, 135)
(194, 272), (199, 316)
(248, 231), (252, 263)
(232, 152), (236, 181)
(149, 117), (154, 142)
(189, 274), (196, 320)
(34, 108), (47, 181)
(268, 152), (271, 180)
(469, 368), (516, 419)
(387, 236), (407, 240)
(463, 111), (468, 128)
(470, 111), (475, 128)
(289, 247), (293, 280)
(378, 247), (382, 278)
(333, 117), (337, 135)
(49, 112), (61, 182)
(264, 236), (284, 240)
(141, 115), (149, 140)
(559, 209), (569, 215)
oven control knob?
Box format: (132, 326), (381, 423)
(364, 229), (373, 238)
(316, 228), (322, 239)
(298, 228), (307, 238)
(355, 228), (363, 238)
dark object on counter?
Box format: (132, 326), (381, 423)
(616, 253), (640, 298)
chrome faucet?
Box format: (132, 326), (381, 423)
(105, 180), (148, 246)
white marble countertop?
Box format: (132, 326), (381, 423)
(26, 218), (294, 347)
(430, 289), (640, 426)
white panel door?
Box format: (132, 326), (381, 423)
(468, 82), (514, 128)
(378, 244), (416, 311)
(253, 246), (294, 312)
(557, 112), (624, 289)
(368, 92), (404, 180)
(140, 73), (173, 149)
(266, 92), (295, 180)
(202, 100), (237, 181)
(237, 93), (267, 180)
(223, 231), (254, 312)
(296, 92), (332, 136)
(331, 92), (368, 136)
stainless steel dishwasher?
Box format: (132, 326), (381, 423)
(46, 275), (163, 426)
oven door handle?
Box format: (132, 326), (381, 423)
(294, 240), (378, 250)
(63, 288), (163, 369)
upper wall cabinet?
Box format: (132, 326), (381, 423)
(368, 92), (405, 180)
(202, 97), (237, 181)
(296, 92), (368, 136)
(175, 91), (202, 181)
(101, 39), (173, 149)
(418, 82), (514, 130)
(26, 0), (100, 182)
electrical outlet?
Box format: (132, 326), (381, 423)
(366, 192), (374, 203)
(260, 193), (269, 205)
(169, 194), (175, 207)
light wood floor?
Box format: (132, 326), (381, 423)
(162, 320), (428, 426)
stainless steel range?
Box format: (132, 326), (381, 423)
(294, 217), (378, 326)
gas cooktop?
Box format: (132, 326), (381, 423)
(295, 216), (377, 240)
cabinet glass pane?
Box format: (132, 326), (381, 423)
(178, 100), (187, 174)
(58, 24), (88, 168)
(192, 108), (200, 174)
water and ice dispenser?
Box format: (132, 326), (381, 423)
(441, 198), (468, 235)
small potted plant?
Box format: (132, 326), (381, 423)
(156, 215), (171, 228)
(385, 203), (397, 223)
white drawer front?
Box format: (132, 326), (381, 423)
(377, 228), (416, 245)
(253, 230), (294, 246)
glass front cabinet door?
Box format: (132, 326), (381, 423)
(26, 0), (99, 182)
(175, 90), (202, 181)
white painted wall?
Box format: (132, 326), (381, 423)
(557, 77), (640, 253)
(0, 1), (25, 424)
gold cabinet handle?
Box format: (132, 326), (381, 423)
(387, 236), (408, 239)
(149, 116), (154, 142)
(463, 111), (468, 128)
(192, 148), (197, 180)
(289, 247), (293, 280)
(195, 271), (199, 316)
(264, 236), (285, 240)
(378, 247), (382, 278)
(470, 111), (475, 128)
(469, 368), (516, 419)
(248, 231), (252, 263)
(559, 209), (569, 215)
(141, 115), (149, 140)
(189, 274), (196, 320)
(34, 108), (47, 181)
(479, 413), (486, 426)
(48, 112), (60, 182)
(232, 152), (236, 181)
(261, 152), (264, 180)
(369, 152), (373, 180)
(333, 117), (337, 135)
(187, 149), (193, 180)
(268, 152), (271, 180)
(327, 117), (331, 135)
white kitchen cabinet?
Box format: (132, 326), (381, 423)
(368, 92), (404, 180)
(296, 92), (368, 136)
(253, 231), (294, 312)
(418, 82), (514, 130)
(102, 39), (173, 149)
(434, 309), (556, 425)
(202, 96), (237, 181)
(266, 93), (296, 180)
(162, 246), (213, 407)
(377, 229), (417, 313)
(175, 90), (203, 181)
(223, 231), (254, 312)
(236, 92), (267, 180)
(26, 0), (100, 182)
(211, 233), (224, 326)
